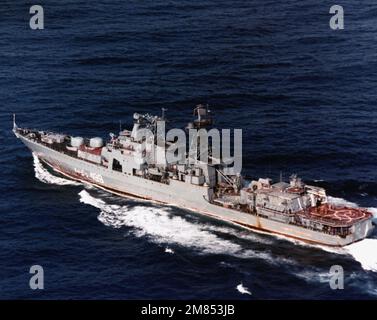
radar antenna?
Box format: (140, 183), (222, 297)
(186, 104), (213, 130)
(161, 108), (167, 120)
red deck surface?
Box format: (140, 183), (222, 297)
(306, 204), (372, 225)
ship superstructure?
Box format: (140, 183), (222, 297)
(13, 107), (374, 246)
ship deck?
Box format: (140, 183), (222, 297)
(16, 127), (373, 229)
(15, 127), (108, 166)
(298, 204), (372, 227)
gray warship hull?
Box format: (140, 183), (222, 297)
(17, 134), (374, 247)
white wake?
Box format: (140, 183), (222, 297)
(32, 153), (80, 186)
(165, 247), (175, 254)
(345, 239), (377, 272)
(236, 283), (252, 295)
(78, 189), (294, 265)
(79, 189), (377, 273)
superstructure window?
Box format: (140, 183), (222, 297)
(112, 159), (122, 172)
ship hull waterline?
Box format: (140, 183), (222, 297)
(19, 134), (374, 247)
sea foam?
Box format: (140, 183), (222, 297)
(78, 189), (295, 266)
(32, 153), (80, 186)
(345, 239), (377, 272)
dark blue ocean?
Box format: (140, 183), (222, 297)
(1, 1), (377, 299)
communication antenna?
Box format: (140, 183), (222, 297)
(161, 108), (167, 120)
(119, 120), (122, 133)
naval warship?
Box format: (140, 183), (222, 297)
(13, 106), (375, 246)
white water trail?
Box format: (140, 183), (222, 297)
(366, 207), (377, 219)
(236, 283), (252, 295)
(32, 153), (80, 186)
(200, 224), (274, 245)
(165, 247), (175, 254)
(79, 188), (377, 273)
(294, 269), (333, 283)
(345, 239), (377, 272)
(78, 189), (295, 265)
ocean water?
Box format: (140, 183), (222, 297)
(1, 0), (377, 299)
